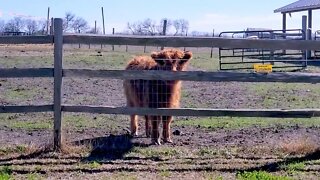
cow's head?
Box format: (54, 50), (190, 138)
(151, 49), (192, 71)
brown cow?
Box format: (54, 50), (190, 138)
(123, 48), (192, 145)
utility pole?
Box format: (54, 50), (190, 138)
(101, 7), (105, 35)
(46, 7), (50, 34)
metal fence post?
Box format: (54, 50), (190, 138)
(53, 18), (63, 150)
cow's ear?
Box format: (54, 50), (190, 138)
(183, 51), (193, 60)
(151, 52), (159, 59)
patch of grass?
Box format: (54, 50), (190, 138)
(63, 114), (122, 131)
(7, 120), (52, 130)
(175, 117), (320, 130)
(0, 144), (44, 158)
(88, 161), (101, 169)
(190, 52), (219, 70)
(159, 168), (171, 178)
(4, 88), (37, 102)
(236, 171), (292, 180)
(280, 162), (306, 172)
(0, 145), (31, 156)
(279, 137), (318, 156)
(0, 56), (53, 68)
(0, 114), (52, 131)
(198, 147), (219, 156)
(129, 147), (182, 158)
(63, 51), (136, 70)
(249, 83), (320, 108)
(0, 166), (13, 180)
(27, 173), (43, 180)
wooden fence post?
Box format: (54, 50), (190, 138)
(161, 19), (167, 50)
(112, 28), (115, 51)
(53, 18), (63, 150)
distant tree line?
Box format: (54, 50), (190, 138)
(127, 18), (190, 36)
(0, 12), (213, 37)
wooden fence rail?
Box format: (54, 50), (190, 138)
(2, 18), (320, 149)
(1, 105), (319, 118)
(2, 68), (320, 83)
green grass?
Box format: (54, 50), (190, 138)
(280, 162), (306, 172)
(63, 51), (138, 70)
(175, 117), (320, 130)
(4, 88), (37, 102)
(249, 83), (320, 108)
(236, 171), (292, 180)
(190, 52), (219, 70)
(0, 166), (13, 180)
(63, 114), (122, 130)
(0, 114), (52, 131)
(0, 145), (31, 156)
(0, 56), (53, 68)
(82, 161), (101, 169)
(7, 120), (52, 130)
(26, 173), (43, 180)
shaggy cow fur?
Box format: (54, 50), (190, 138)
(123, 48), (192, 145)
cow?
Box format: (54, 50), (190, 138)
(123, 48), (192, 145)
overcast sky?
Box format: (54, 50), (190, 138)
(1, 0), (320, 34)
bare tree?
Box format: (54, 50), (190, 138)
(128, 18), (170, 35)
(4, 17), (25, 32)
(173, 19), (189, 36)
(191, 31), (210, 37)
(36, 20), (47, 35)
(72, 17), (89, 33)
(25, 19), (38, 34)
(127, 22), (143, 35)
(141, 18), (157, 35)
(63, 12), (75, 32)
(86, 27), (101, 34)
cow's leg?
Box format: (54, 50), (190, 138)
(130, 114), (138, 136)
(151, 116), (161, 145)
(145, 115), (151, 137)
(162, 116), (173, 143)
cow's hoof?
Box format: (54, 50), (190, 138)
(151, 139), (161, 145)
(131, 131), (138, 137)
(163, 138), (173, 144)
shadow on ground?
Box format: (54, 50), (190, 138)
(74, 134), (150, 161)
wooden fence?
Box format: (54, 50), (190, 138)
(1, 18), (320, 149)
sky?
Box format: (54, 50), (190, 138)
(1, 0), (320, 34)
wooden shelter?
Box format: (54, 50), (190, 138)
(274, 0), (320, 39)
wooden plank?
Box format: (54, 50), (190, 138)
(0, 35), (53, 44)
(63, 34), (320, 50)
(62, 105), (320, 118)
(53, 18), (64, 150)
(0, 105), (53, 113)
(0, 68), (53, 78)
(63, 69), (320, 83)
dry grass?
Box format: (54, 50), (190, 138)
(59, 143), (92, 156)
(278, 137), (319, 156)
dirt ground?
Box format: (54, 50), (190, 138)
(1, 45), (320, 179)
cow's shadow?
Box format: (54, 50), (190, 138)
(74, 134), (149, 161)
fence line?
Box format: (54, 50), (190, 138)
(2, 34), (320, 51)
(1, 105), (319, 118)
(2, 18), (320, 149)
(63, 34), (320, 50)
(2, 68), (320, 83)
